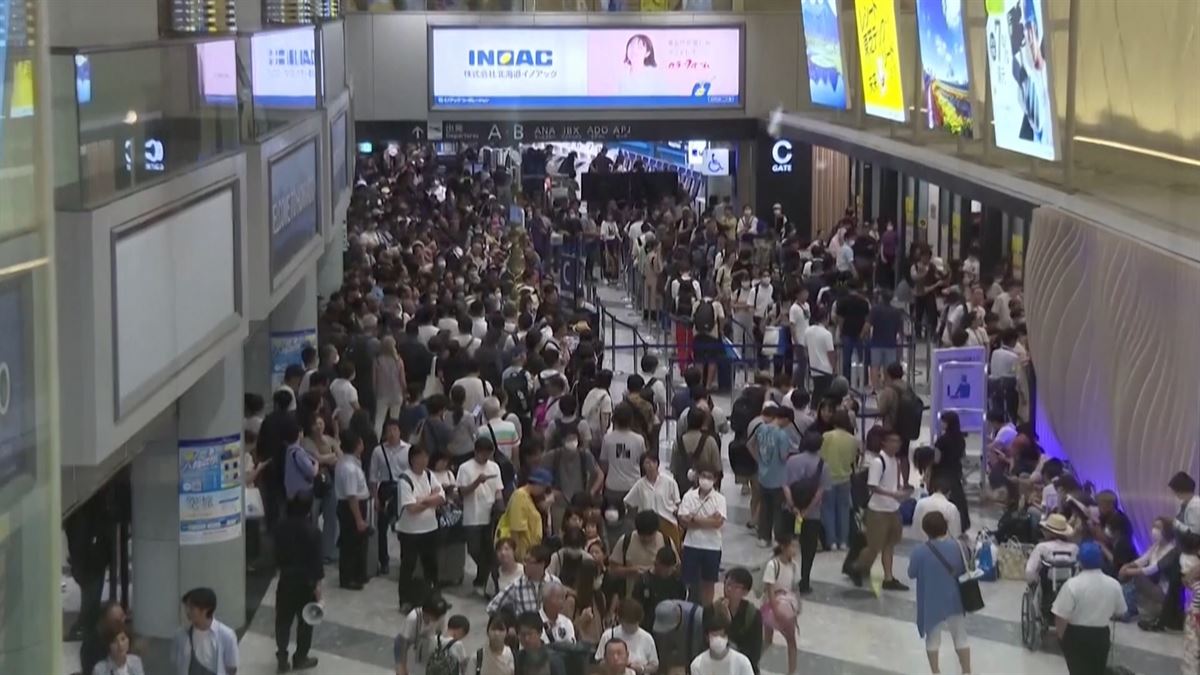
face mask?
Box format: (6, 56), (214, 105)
(504, 321), (517, 333)
(564, 440), (579, 452)
(741, 281), (751, 290)
(698, 478), (714, 491)
(708, 635), (728, 656)
(1152, 527), (1163, 543)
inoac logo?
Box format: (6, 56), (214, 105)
(468, 49), (554, 67)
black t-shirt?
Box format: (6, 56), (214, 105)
(1101, 510), (1138, 571)
(933, 432), (966, 480)
(836, 293), (871, 339)
(852, 236), (877, 260)
(868, 303), (906, 347)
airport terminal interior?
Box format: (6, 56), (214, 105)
(3, 0), (1200, 674)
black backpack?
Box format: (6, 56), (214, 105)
(675, 278), (699, 317)
(893, 384), (925, 441)
(503, 369), (532, 435)
(730, 387), (766, 438)
(788, 459), (825, 512)
(693, 300), (716, 334)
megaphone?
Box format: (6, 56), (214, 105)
(301, 602), (325, 626)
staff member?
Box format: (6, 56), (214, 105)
(334, 430), (371, 590)
(1052, 542), (1127, 675)
(273, 495), (323, 672)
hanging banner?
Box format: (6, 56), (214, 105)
(270, 328), (317, 390)
(854, 0), (906, 122)
(179, 435), (243, 546)
(931, 346), (987, 439)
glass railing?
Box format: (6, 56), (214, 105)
(349, 0), (743, 11)
(51, 38), (242, 210)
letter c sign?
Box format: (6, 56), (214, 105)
(771, 140), (793, 173)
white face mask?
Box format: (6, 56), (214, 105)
(708, 635), (728, 656)
(1151, 527), (1163, 543)
(564, 440), (579, 452)
(698, 477), (714, 491)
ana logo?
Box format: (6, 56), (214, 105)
(771, 140), (793, 173)
(468, 49), (554, 67)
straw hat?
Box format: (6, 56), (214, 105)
(1040, 513), (1075, 538)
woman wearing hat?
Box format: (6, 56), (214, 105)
(1024, 514), (1080, 582)
(1052, 541), (1127, 675)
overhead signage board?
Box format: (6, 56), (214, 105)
(916, 0), (974, 136)
(984, 0), (1058, 160)
(800, 0), (849, 109)
(425, 118), (758, 145)
(853, 0), (907, 122)
(429, 26), (743, 110)
(755, 134), (811, 241)
(269, 139), (319, 284)
(251, 27), (318, 108)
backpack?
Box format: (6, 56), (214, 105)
(503, 370), (533, 434)
(788, 459), (825, 512)
(533, 396), (559, 434)
(730, 387), (766, 439)
(892, 384), (924, 441)
(675, 278), (699, 316)
(425, 634), (460, 675)
(693, 300), (716, 334)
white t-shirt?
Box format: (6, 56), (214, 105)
(678, 488), (727, 551)
(582, 389), (614, 440)
(330, 378), (360, 427)
(452, 375), (493, 417)
(803, 325), (835, 375)
(457, 459), (504, 527)
(624, 473), (682, 525)
(594, 626), (659, 669)
(397, 469), (444, 534)
(601, 219), (620, 241)
(992, 423), (1019, 449)
(762, 555), (801, 592)
(789, 302), (810, 345)
(690, 648), (755, 675)
(911, 493), (962, 540)
(1052, 570), (1127, 627)
(370, 442), (411, 484)
(334, 455), (369, 500)
(867, 453), (902, 512)
(990, 347), (1020, 378)
(600, 429), (646, 492)
(540, 609), (576, 644)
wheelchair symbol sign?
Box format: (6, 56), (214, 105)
(937, 361), (984, 411)
(946, 374), (971, 401)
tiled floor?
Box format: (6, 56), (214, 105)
(60, 282), (1187, 675)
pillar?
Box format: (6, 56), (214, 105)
(131, 349), (246, 638)
(317, 230), (344, 301)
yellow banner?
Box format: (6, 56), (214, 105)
(854, 0), (906, 122)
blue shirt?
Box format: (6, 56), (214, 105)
(907, 538), (968, 637)
(171, 618), (239, 675)
(754, 423), (791, 489)
(284, 443), (318, 500)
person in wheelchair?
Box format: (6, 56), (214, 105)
(1025, 515), (1080, 618)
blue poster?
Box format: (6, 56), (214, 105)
(179, 435), (243, 546)
(0, 272), (35, 495)
(331, 112), (348, 196)
(916, 0), (973, 135)
(931, 346), (987, 437)
(801, 0), (848, 109)
(270, 328), (317, 390)
(269, 139), (319, 284)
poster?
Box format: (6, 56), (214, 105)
(854, 0), (906, 122)
(429, 27), (742, 110)
(179, 435), (242, 546)
(270, 328), (317, 389)
(269, 140), (319, 283)
(931, 346), (987, 438)
(916, 0), (973, 135)
(984, 0), (1058, 160)
(800, 0), (849, 109)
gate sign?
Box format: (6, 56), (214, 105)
(931, 345), (987, 439)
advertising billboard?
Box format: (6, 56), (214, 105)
(251, 27), (317, 108)
(800, 0), (848, 109)
(985, 0), (1058, 160)
(197, 40), (237, 105)
(853, 0), (906, 122)
(0, 271), (36, 497)
(429, 26), (742, 110)
(331, 111), (348, 195)
(917, 0), (973, 136)
(269, 139), (319, 284)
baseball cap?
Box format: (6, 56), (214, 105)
(528, 467), (553, 487)
(653, 601), (683, 633)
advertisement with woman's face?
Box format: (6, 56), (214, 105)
(584, 29), (741, 101)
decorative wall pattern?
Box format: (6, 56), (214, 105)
(1025, 206), (1200, 539)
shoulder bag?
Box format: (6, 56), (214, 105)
(926, 540), (985, 613)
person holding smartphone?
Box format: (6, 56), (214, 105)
(459, 437), (506, 597)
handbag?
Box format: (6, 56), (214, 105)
(244, 486), (266, 519)
(423, 356), (444, 399)
(926, 540), (986, 613)
(995, 538), (1034, 581)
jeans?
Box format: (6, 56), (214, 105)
(821, 482), (852, 547)
(757, 486), (784, 543)
(464, 524), (495, 588)
(314, 492), (339, 561)
(841, 336), (869, 387)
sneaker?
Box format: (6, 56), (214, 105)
(292, 656), (318, 671)
(758, 539), (772, 549)
(882, 579), (910, 592)
(276, 656), (292, 673)
(847, 570), (864, 588)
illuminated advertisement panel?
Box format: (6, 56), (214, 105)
(853, 0), (906, 122)
(800, 0), (848, 109)
(916, 0), (973, 136)
(985, 0), (1058, 160)
(429, 26), (743, 110)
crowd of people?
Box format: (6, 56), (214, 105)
(213, 140), (1200, 675)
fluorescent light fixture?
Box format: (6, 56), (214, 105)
(1073, 136), (1200, 169)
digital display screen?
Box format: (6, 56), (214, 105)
(800, 0), (849, 109)
(197, 40), (237, 106)
(917, 0), (973, 136)
(74, 55), (91, 105)
(251, 27), (317, 108)
(357, 141), (373, 154)
(8, 59), (33, 119)
(985, 0), (1058, 160)
(853, 0), (906, 122)
(429, 26), (743, 110)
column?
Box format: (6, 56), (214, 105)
(131, 350), (246, 638)
(268, 269), (319, 391)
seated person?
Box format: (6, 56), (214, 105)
(1118, 517), (1176, 622)
(1091, 490), (1138, 577)
(1026, 514), (1080, 616)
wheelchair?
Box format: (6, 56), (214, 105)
(1020, 551), (1078, 650)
